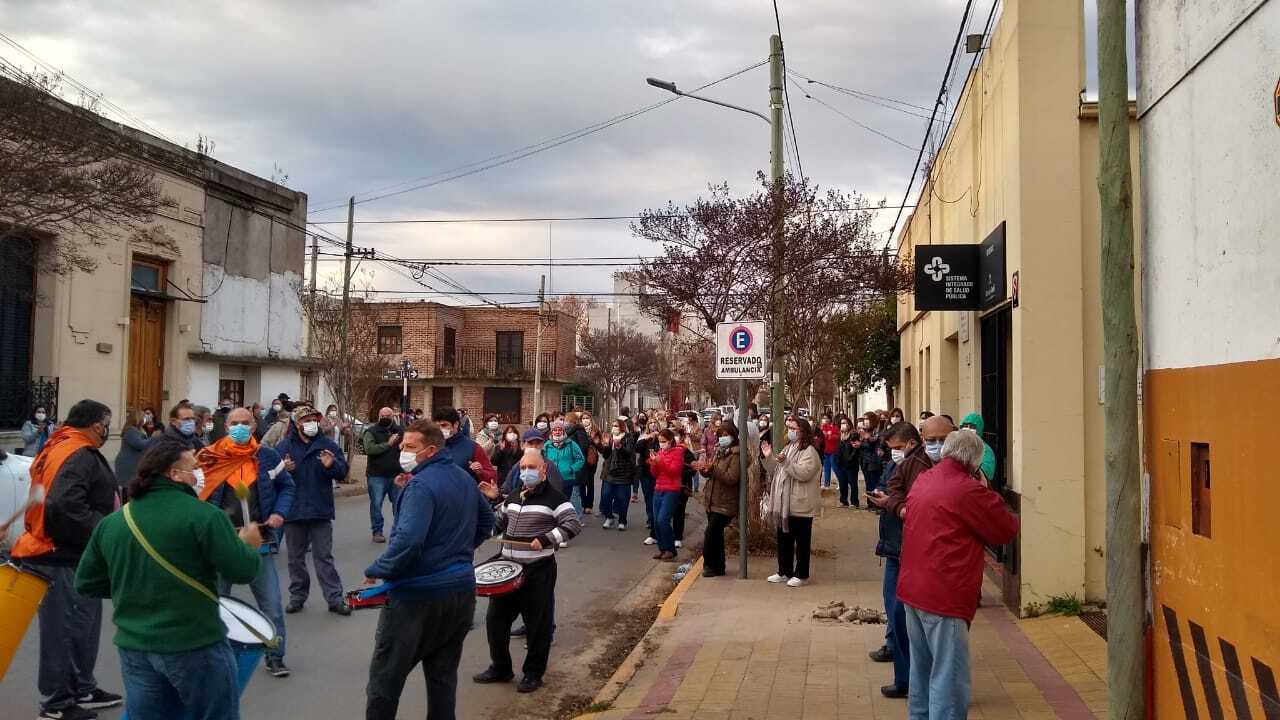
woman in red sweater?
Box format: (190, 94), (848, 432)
(646, 429), (685, 561)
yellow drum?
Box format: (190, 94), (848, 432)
(0, 562), (49, 680)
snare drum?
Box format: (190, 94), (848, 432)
(220, 595), (277, 649)
(474, 559), (524, 597)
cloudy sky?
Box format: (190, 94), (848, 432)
(3, 0), (1000, 305)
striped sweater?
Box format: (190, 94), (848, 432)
(494, 481), (582, 563)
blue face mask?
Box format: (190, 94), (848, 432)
(717, 435), (732, 448)
(787, 430), (798, 443)
(227, 424), (253, 445)
(519, 468), (541, 488)
(179, 419), (196, 436)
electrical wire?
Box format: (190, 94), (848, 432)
(773, 0), (805, 182)
(787, 68), (934, 114)
(306, 204), (915, 225)
(788, 77), (918, 151)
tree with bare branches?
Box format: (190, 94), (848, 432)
(576, 325), (663, 419)
(0, 70), (178, 274)
(301, 273), (396, 420)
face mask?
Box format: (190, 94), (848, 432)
(891, 417), (902, 424)
(99, 423), (111, 444)
(582, 419), (592, 429)
(221, 404), (233, 412)
(301, 421), (320, 437)
(551, 434), (565, 445)
(179, 419), (196, 436)
(924, 440), (944, 462)
(143, 412), (154, 422)
(191, 467), (206, 495)
(34, 412), (47, 422)
(328, 411), (338, 418)
(717, 435), (731, 448)
(228, 424), (253, 445)
(272, 404), (283, 412)
(612, 431), (624, 440)
(257, 408), (267, 418)
(658, 442), (670, 450)
(487, 421), (499, 431)
(758, 421), (769, 430)
(203, 422), (214, 434)
(536, 422), (548, 431)
(399, 450), (419, 473)
(441, 428), (453, 439)
(520, 468), (540, 487)
(961, 426), (977, 434)
(375, 417), (390, 427)
(840, 424), (850, 431)
(506, 432), (519, 442)
(890, 448), (906, 463)
(787, 430), (798, 443)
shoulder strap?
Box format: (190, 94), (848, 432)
(122, 503), (278, 649)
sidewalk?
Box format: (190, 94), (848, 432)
(581, 495), (1108, 720)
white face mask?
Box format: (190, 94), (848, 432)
(487, 421), (499, 431)
(34, 412), (46, 422)
(612, 431), (624, 440)
(203, 422), (214, 434)
(536, 422), (548, 431)
(658, 442), (670, 450)
(328, 411), (338, 418)
(506, 432), (519, 442)
(582, 419), (592, 429)
(399, 450), (419, 473)
(272, 404), (283, 412)
(301, 421), (320, 437)
(191, 467), (206, 495)
(441, 427), (453, 439)
(890, 448), (906, 463)
(924, 440), (944, 462)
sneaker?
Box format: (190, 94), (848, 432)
(880, 684), (909, 699)
(76, 690), (122, 710)
(328, 602), (352, 616)
(766, 573), (789, 583)
(786, 577), (809, 587)
(371, 532), (386, 543)
(558, 541), (570, 549)
(674, 540), (682, 548)
(602, 518), (614, 529)
(265, 656), (291, 677)
(510, 625), (528, 637)
(869, 645), (894, 663)
(285, 598), (304, 614)
(39, 707), (97, 720)
(643, 536), (657, 546)
(517, 674), (544, 693)
(472, 667), (515, 684)
(617, 523), (626, 531)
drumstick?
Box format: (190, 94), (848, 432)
(500, 539), (540, 548)
(0, 485), (45, 535)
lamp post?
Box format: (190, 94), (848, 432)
(647, 35), (786, 578)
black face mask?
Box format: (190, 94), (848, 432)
(378, 417), (392, 427)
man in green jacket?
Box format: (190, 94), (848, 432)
(959, 412), (998, 484)
(75, 439), (262, 720)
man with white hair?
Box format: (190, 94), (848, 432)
(896, 430), (1018, 717)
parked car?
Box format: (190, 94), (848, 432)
(0, 448), (34, 553)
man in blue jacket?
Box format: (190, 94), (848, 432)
(276, 406), (352, 616)
(201, 407), (297, 678)
(364, 420), (494, 720)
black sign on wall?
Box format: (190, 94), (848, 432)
(913, 244), (980, 311)
(980, 221), (1007, 310)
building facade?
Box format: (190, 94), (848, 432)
(895, 0), (1140, 613)
(0, 89), (312, 459)
(1138, 1), (1280, 714)
(363, 301), (576, 424)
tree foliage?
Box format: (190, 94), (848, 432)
(301, 272), (396, 419)
(830, 295), (900, 395)
(0, 69), (177, 275)
(575, 325), (663, 414)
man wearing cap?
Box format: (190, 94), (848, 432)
(502, 429), (565, 493)
(276, 406), (352, 616)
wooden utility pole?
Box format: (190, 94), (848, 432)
(1097, 2), (1144, 718)
(340, 196), (354, 407)
(307, 232), (317, 356)
(767, 33), (786, 447)
(533, 274), (546, 416)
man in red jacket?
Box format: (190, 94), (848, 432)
(896, 429), (1018, 717)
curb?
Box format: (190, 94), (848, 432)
(575, 556), (704, 719)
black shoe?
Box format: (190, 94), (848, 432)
(880, 684), (908, 699)
(510, 625), (528, 637)
(265, 656), (291, 677)
(517, 675), (544, 693)
(285, 598), (304, 614)
(39, 706), (98, 720)
(473, 667), (514, 684)
(869, 645), (893, 663)
(372, 532), (386, 543)
(702, 569), (725, 577)
(328, 601), (352, 616)
(76, 689), (122, 710)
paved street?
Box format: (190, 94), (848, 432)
(2, 488), (705, 720)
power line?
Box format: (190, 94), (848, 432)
(307, 60), (769, 215)
(787, 68), (934, 114)
(788, 77), (919, 151)
(306, 204), (916, 226)
(773, 0), (805, 182)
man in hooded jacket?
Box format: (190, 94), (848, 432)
(959, 412), (997, 484)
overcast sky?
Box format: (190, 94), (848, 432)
(4, 0), (1000, 305)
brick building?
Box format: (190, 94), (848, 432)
(363, 300), (576, 424)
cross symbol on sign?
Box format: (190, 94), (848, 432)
(925, 256), (951, 282)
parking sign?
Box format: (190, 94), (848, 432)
(716, 321), (767, 379)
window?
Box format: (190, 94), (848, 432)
(443, 326), (457, 368)
(496, 331), (524, 373)
(1191, 442), (1211, 538)
(484, 387), (522, 424)
(218, 379), (244, 407)
(377, 326), (402, 355)
(130, 258), (166, 294)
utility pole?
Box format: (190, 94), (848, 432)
(1097, 2), (1143, 718)
(340, 196), (355, 406)
(607, 306), (614, 421)
(307, 233), (317, 356)
(533, 274), (546, 416)
(767, 33), (786, 447)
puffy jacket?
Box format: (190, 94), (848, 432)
(205, 444), (295, 544)
(819, 423), (840, 455)
(276, 427), (348, 522)
(648, 445), (686, 493)
(961, 412), (998, 483)
(599, 434), (636, 485)
(568, 426), (595, 482)
(702, 445), (741, 517)
(543, 439), (585, 486)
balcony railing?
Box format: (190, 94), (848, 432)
(433, 346), (559, 381)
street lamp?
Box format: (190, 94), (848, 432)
(647, 35), (786, 581)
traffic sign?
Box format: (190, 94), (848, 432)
(715, 321), (767, 380)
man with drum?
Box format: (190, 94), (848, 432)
(474, 449), (581, 693)
(364, 421), (494, 720)
(198, 406), (296, 678)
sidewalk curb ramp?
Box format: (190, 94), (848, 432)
(574, 556), (704, 719)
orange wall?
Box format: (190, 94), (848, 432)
(1147, 357), (1280, 717)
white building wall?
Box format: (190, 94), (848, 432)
(260, 366), (302, 407)
(198, 270), (305, 360)
(187, 360), (221, 406)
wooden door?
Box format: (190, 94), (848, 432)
(127, 296), (165, 416)
(431, 386), (453, 412)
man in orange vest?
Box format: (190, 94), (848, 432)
(11, 399), (123, 720)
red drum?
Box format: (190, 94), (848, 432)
(474, 559), (524, 597)
(345, 585), (389, 610)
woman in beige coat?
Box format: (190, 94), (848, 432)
(762, 417), (821, 586)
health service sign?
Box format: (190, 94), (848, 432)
(716, 321), (767, 380)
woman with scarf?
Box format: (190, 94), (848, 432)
(762, 417), (821, 587)
(543, 421), (585, 521)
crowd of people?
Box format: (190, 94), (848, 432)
(6, 392), (1017, 720)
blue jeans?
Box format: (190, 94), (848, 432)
(219, 548), (286, 660)
(563, 479), (583, 516)
(904, 604), (971, 719)
(882, 557), (910, 689)
(119, 641), (240, 720)
(600, 482), (631, 524)
(367, 475), (402, 535)
(821, 453), (834, 487)
(653, 490), (680, 552)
